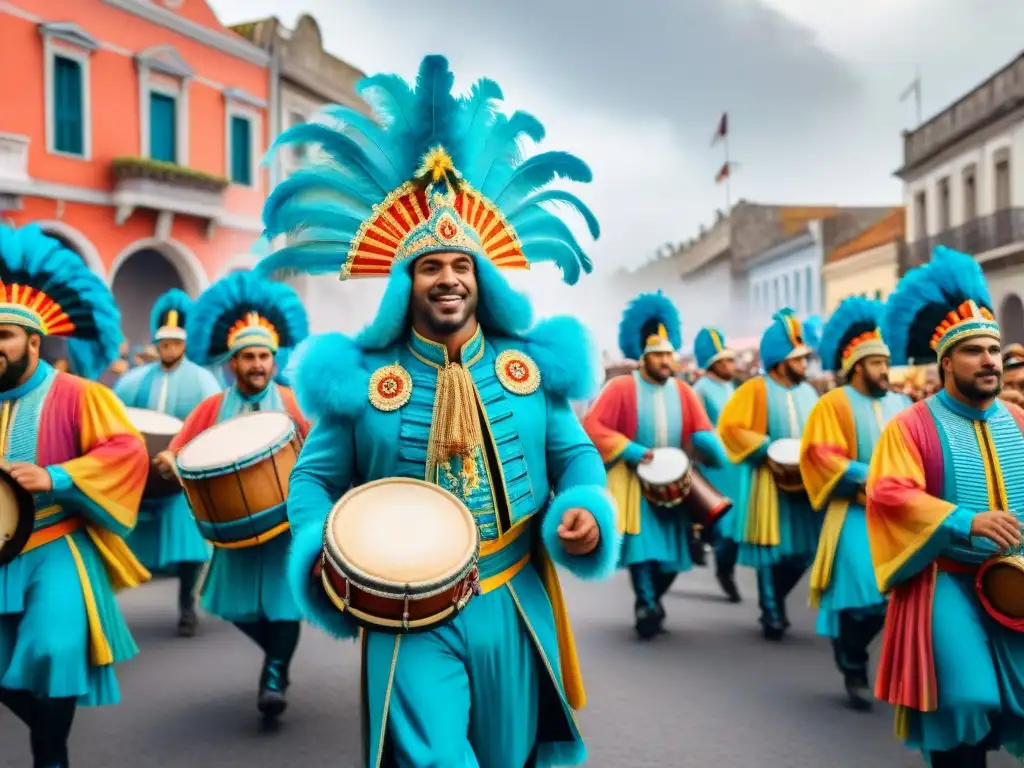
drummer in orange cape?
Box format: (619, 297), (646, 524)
(797, 297), (911, 710)
(114, 289), (221, 638)
(582, 293), (729, 639)
(258, 55), (620, 767)
(0, 223), (150, 768)
(717, 308), (820, 641)
(866, 247), (1024, 767)
(152, 270), (310, 725)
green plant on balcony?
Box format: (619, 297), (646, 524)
(111, 157), (229, 193)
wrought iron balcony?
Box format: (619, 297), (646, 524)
(900, 208), (1024, 273)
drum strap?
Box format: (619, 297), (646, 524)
(21, 516), (83, 555)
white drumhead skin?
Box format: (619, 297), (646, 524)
(0, 481), (20, 543)
(124, 407), (184, 436)
(328, 480), (477, 586)
(767, 438), (802, 466)
(177, 411), (293, 471)
(636, 447), (690, 484)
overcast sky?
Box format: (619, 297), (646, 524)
(210, 0), (1024, 272)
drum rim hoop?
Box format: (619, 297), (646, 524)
(767, 438), (802, 464)
(176, 412), (297, 476)
(123, 406), (185, 434)
(0, 468), (37, 567)
(323, 477), (481, 591)
(636, 446), (691, 483)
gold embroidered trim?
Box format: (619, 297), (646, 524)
(368, 364), (413, 412)
(495, 349), (541, 395)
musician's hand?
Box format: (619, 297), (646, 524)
(557, 507), (600, 556)
(971, 510), (1022, 551)
(6, 462), (53, 493)
(152, 451), (176, 480)
(639, 450), (655, 465)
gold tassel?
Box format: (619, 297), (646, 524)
(426, 364), (485, 489)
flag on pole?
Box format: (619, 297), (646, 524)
(899, 75), (920, 104)
(711, 112), (728, 146)
(715, 161), (731, 184)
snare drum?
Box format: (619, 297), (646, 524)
(176, 412), (302, 548)
(766, 438), (804, 493)
(124, 407), (185, 498)
(977, 553), (1024, 631)
(636, 447), (693, 508)
(321, 478), (481, 634)
(0, 468), (35, 567)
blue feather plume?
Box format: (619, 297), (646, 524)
(0, 223), (122, 380)
(149, 288), (192, 338)
(260, 54), (597, 288)
(816, 298), (884, 373)
(618, 292), (681, 361)
(884, 245), (994, 365)
(186, 270), (309, 366)
(801, 315), (823, 354)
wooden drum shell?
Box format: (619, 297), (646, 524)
(685, 469), (733, 527)
(977, 554), (1024, 630)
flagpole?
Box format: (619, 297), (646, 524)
(723, 129), (732, 213)
(914, 68), (922, 125)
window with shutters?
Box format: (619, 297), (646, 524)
(149, 92), (177, 163)
(229, 115), (252, 185)
(52, 56), (84, 155)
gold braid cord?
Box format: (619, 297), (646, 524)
(426, 364), (485, 489)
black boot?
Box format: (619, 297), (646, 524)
(258, 658), (289, 719)
(634, 601), (661, 640)
(177, 606), (198, 638)
(843, 674), (873, 711)
(930, 744), (988, 768)
(716, 569), (741, 603)
(177, 563), (202, 637)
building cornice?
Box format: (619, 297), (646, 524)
(100, 0), (269, 66)
(822, 241), (898, 280)
(38, 21), (99, 52)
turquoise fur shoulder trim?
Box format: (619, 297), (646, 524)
(514, 315), (601, 401)
(287, 332), (370, 422)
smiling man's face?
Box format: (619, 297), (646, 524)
(409, 251), (479, 339)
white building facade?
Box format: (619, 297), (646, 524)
(898, 52), (1024, 343)
(745, 224), (823, 330)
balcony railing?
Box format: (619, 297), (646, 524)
(901, 208), (1024, 273)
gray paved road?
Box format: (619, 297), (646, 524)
(0, 565), (1016, 767)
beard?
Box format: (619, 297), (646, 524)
(864, 373), (890, 398)
(643, 361), (672, 383)
(783, 360), (806, 384)
(0, 348), (31, 392)
(953, 368), (1002, 402)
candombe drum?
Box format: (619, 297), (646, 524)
(124, 407), (185, 498)
(176, 412), (302, 547)
(685, 470), (733, 527)
(976, 532), (1024, 631)
(766, 438), (804, 493)
(320, 478), (481, 634)
(636, 447), (693, 509)
(0, 467), (35, 567)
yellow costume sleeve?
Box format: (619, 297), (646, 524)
(717, 376), (769, 463)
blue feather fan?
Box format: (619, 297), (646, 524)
(618, 292), (681, 361)
(0, 223), (122, 380)
(256, 55), (597, 287)
(816, 298), (884, 373)
(884, 246), (994, 365)
(186, 271), (309, 367)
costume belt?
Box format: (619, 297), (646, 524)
(22, 514), (83, 555)
(477, 516), (534, 594)
(936, 556), (978, 575)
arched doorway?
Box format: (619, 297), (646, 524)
(34, 221), (106, 280)
(1001, 293), (1024, 345)
(111, 249), (186, 350)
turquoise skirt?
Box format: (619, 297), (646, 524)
(738, 492), (821, 569)
(200, 532), (300, 622)
(815, 504), (886, 638)
(0, 529), (137, 706)
(618, 498), (692, 572)
(905, 572), (1024, 759)
(125, 494), (210, 573)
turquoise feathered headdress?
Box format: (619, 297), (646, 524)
(0, 222), (122, 380)
(759, 308), (813, 370)
(185, 271), (309, 367)
(254, 54), (599, 350)
(618, 291), (681, 361)
(693, 327), (733, 370)
(884, 245), (999, 365)
(816, 297), (889, 374)
(150, 288), (191, 342)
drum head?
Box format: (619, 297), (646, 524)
(177, 411), (294, 472)
(767, 438), (802, 466)
(327, 478), (478, 587)
(0, 468), (35, 568)
(636, 447), (690, 484)
(124, 407), (184, 436)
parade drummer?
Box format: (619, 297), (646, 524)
(717, 308), (820, 640)
(692, 326), (745, 603)
(868, 246), (1024, 768)
(154, 271), (310, 724)
(583, 293), (726, 638)
(257, 54), (619, 766)
(798, 297), (911, 711)
(114, 289), (221, 637)
(0, 223), (150, 768)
